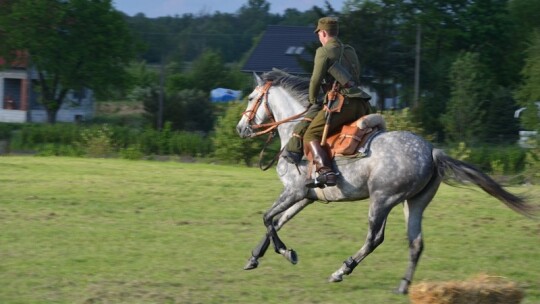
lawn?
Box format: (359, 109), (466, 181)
(0, 156), (538, 304)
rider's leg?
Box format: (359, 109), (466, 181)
(304, 140), (337, 187)
(282, 104), (322, 164)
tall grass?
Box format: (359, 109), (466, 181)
(0, 156), (538, 303)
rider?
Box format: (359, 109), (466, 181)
(282, 16), (372, 188)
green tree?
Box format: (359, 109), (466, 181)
(143, 88), (214, 132)
(189, 50), (229, 92)
(0, 0), (138, 123)
(508, 0), (540, 41)
(481, 87), (520, 143)
(213, 101), (263, 166)
(167, 49), (229, 92)
(442, 52), (490, 143)
(515, 32), (540, 131)
(341, 0), (413, 111)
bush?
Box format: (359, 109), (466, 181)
(447, 142), (526, 175)
(79, 124), (115, 158)
(7, 123), (213, 159)
(382, 108), (433, 140)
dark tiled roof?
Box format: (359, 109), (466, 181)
(242, 25), (318, 75)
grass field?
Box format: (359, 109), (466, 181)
(0, 156), (539, 304)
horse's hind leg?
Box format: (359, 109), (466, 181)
(244, 198), (313, 270)
(396, 174), (441, 294)
(329, 196), (394, 282)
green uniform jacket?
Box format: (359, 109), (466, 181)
(303, 37), (372, 144)
(308, 37), (361, 104)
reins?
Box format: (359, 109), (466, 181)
(258, 131), (282, 171)
(242, 80), (308, 170)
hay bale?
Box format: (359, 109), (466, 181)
(409, 274), (524, 304)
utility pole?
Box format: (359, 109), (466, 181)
(413, 24), (421, 108)
(158, 55), (165, 130)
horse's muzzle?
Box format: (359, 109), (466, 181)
(236, 124), (253, 138)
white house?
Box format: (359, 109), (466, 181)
(0, 55), (93, 123)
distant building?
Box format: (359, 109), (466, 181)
(242, 25), (318, 75)
(0, 53), (93, 123)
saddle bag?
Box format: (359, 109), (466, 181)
(332, 124), (372, 156)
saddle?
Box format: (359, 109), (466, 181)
(326, 113), (386, 158)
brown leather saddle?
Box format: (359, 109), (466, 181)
(325, 113), (386, 158)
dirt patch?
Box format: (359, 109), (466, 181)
(95, 102), (144, 115)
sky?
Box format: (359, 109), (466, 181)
(113, 0), (345, 18)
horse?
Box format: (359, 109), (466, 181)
(235, 70), (535, 294)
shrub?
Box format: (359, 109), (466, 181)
(79, 124), (115, 158)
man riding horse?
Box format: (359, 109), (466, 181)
(281, 17), (372, 188)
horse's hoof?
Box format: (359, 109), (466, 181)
(280, 249), (298, 265)
(393, 279), (409, 294)
(243, 257), (259, 270)
(328, 272), (343, 283)
(393, 288), (408, 295)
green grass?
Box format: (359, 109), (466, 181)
(0, 156), (538, 304)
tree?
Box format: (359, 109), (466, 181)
(441, 52), (490, 143)
(213, 101), (263, 166)
(0, 0), (138, 123)
(143, 88), (215, 132)
(515, 32), (540, 131)
(341, 0), (413, 111)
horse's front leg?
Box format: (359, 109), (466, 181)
(329, 197), (392, 283)
(244, 195), (312, 270)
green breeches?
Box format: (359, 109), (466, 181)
(303, 98), (372, 144)
(285, 104), (322, 154)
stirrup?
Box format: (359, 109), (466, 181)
(305, 171), (337, 188)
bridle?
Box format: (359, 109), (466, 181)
(242, 80), (307, 137)
(241, 80), (308, 170)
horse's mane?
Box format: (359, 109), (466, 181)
(260, 69), (311, 108)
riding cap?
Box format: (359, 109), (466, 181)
(314, 16), (339, 33)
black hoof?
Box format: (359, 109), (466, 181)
(394, 279), (409, 294)
(281, 249), (298, 265)
(243, 256), (259, 270)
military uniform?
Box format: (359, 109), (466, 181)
(283, 16), (371, 188)
(303, 36), (371, 143)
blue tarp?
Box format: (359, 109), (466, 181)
(210, 88), (242, 102)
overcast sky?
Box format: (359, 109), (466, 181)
(113, 0), (345, 17)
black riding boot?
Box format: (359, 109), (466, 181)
(305, 140), (337, 188)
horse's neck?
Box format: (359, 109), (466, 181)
(271, 89), (307, 149)
(277, 122), (296, 149)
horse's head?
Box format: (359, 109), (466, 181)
(236, 73), (275, 138)
(236, 71), (309, 139)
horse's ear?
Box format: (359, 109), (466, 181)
(253, 72), (263, 87)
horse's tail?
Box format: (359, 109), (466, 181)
(432, 148), (537, 218)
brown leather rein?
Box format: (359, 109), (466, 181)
(241, 80), (308, 170)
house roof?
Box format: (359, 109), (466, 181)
(242, 25), (318, 75)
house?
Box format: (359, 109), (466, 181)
(0, 54), (93, 123)
(242, 25), (319, 75)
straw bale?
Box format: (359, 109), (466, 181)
(409, 274), (524, 304)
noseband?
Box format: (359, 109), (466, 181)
(242, 80), (307, 137)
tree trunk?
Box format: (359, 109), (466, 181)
(46, 107), (58, 124)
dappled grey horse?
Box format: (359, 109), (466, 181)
(236, 70), (535, 294)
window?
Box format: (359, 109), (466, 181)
(285, 46), (305, 55)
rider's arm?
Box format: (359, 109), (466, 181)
(309, 47), (329, 104)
